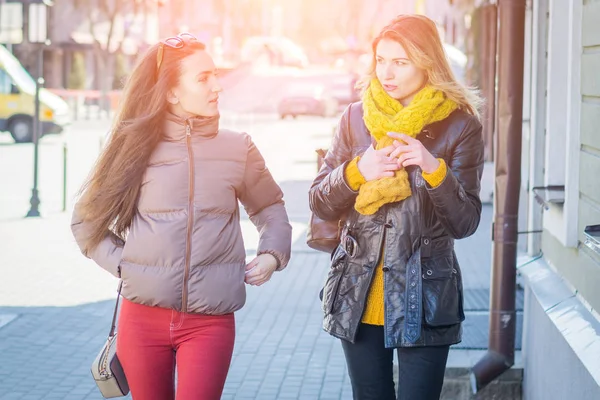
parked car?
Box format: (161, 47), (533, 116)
(329, 73), (360, 108)
(278, 82), (338, 119)
(0, 45), (71, 143)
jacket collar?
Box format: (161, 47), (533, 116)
(163, 111), (219, 141)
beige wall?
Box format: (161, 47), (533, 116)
(542, 0), (600, 312)
(579, 0), (600, 251)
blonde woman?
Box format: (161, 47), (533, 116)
(309, 15), (484, 400)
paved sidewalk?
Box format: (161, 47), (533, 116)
(0, 115), (514, 399)
(0, 179), (510, 400)
(0, 210), (351, 400)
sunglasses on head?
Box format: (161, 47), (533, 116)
(156, 32), (198, 72)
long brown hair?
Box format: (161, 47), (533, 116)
(77, 39), (206, 252)
(358, 14), (482, 118)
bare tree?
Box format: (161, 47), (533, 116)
(73, 0), (147, 54)
(73, 0), (147, 111)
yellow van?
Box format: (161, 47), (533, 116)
(0, 44), (70, 143)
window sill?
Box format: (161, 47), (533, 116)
(584, 225), (600, 258)
(532, 185), (565, 211)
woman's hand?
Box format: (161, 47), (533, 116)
(357, 144), (401, 181)
(244, 253), (278, 286)
(388, 132), (440, 174)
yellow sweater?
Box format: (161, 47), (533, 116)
(344, 157), (448, 325)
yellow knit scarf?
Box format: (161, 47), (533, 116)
(355, 78), (458, 215)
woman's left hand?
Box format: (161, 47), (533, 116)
(244, 253), (278, 286)
(387, 132), (440, 174)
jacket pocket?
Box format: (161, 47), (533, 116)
(421, 256), (464, 327)
(321, 246), (347, 314)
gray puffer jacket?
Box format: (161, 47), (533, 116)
(72, 113), (292, 314)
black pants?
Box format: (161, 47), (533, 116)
(341, 324), (450, 400)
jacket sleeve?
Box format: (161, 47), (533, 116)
(238, 134), (292, 271)
(71, 200), (124, 278)
(309, 104), (359, 221)
(426, 116), (485, 239)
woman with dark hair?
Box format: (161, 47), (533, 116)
(72, 34), (292, 399)
(310, 15), (484, 400)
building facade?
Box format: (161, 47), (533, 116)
(518, 0), (600, 398)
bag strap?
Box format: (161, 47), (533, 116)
(108, 280), (123, 338)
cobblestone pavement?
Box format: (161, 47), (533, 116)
(0, 116), (505, 399)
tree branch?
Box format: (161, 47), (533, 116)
(104, 0), (123, 55)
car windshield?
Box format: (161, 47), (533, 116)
(0, 45), (36, 94)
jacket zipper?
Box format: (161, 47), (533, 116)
(355, 217), (388, 341)
(182, 121), (194, 313)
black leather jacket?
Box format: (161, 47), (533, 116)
(309, 102), (484, 348)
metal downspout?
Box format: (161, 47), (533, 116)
(471, 0), (527, 393)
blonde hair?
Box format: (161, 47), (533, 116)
(358, 14), (482, 119)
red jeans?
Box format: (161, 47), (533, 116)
(117, 299), (235, 400)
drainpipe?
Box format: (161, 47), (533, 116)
(471, 0), (526, 393)
(481, 3), (497, 162)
